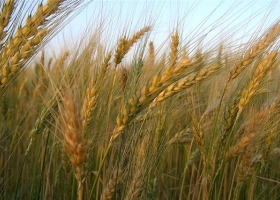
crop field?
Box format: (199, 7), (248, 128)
(1, 0), (280, 199)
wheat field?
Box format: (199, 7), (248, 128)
(1, 1), (280, 200)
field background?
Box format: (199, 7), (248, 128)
(1, 0), (280, 199)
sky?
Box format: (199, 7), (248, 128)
(46, 0), (280, 56)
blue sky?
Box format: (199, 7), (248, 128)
(47, 0), (280, 55)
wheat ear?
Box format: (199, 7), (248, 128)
(121, 67), (128, 92)
(0, 1), (63, 88)
(100, 170), (123, 200)
(262, 131), (277, 163)
(30, 96), (58, 138)
(125, 135), (149, 200)
(169, 30), (179, 68)
(0, 0), (15, 42)
(148, 41), (155, 69)
(236, 51), (278, 120)
(223, 94), (241, 134)
(114, 37), (128, 66)
(110, 58), (197, 143)
(62, 91), (86, 200)
(150, 64), (220, 107)
(97, 51), (112, 83)
(127, 26), (152, 48)
(81, 78), (97, 131)
(114, 26), (152, 66)
(237, 99), (276, 136)
(228, 22), (280, 81)
(168, 128), (192, 145)
(226, 133), (255, 161)
(191, 114), (206, 168)
(234, 149), (255, 200)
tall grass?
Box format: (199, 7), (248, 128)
(1, 1), (280, 200)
